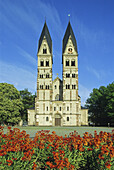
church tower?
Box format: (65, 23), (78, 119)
(35, 21), (53, 126)
(62, 21), (81, 126)
(28, 21), (88, 127)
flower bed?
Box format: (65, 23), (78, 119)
(0, 126), (114, 169)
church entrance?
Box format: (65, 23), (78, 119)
(55, 114), (61, 126)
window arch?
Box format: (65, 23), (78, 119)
(55, 94), (60, 101)
(43, 44), (47, 54)
(71, 60), (75, 66)
(46, 60), (49, 66)
(40, 74), (43, 78)
(72, 85), (76, 89)
(46, 117), (49, 121)
(66, 60), (69, 66)
(46, 74), (49, 78)
(66, 84), (70, 89)
(40, 60), (44, 66)
(40, 85), (43, 89)
(55, 85), (57, 89)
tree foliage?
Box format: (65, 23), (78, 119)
(0, 83), (23, 125)
(20, 89), (36, 121)
(85, 82), (114, 126)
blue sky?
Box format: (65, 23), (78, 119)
(0, 0), (114, 105)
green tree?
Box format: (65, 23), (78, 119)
(20, 89), (36, 121)
(85, 82), (114, 126)
(0, 83), (23, 125)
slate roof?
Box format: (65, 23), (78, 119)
(62, 21), (77, 54)
(38, 21), (52, 54)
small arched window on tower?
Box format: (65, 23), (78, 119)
(46, 60), (49, 67)
(40, 85), (43, 89)
(71, 60), (75, 66)
(55, 94), (59, 101)
(46, 74), (49, 78)
(40, 60), (44, 66)
(43, 44), (47, 54)
(66, 60), (69, 66)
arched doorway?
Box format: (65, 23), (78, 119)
(55, 114), (61, 126)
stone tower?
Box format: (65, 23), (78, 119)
(27, 21), (88, 126)
(35, 21), (53, 125)
(62, 21), (81, 125)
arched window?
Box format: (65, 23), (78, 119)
(72, 74), (75, 78)
(48, 85), (49, 89)
(72, 85), (76, 89)
(46, 117), (49, 121)
(66, 60), (69, 66)
(40, 60), (44, 66)
(67, 107), (69, 111)
(40, 74), (43, 78)
(46, 74), (49, 78)
(55, 85), (57, 89)
(71, 60), (75, 66)
(43, 44), (47, 54)
(55, 94), (59, 101)
(40, 85), (43, 89)
(66, 73), (70, 78)
(67, 117), (69, 121)
(46, 61), (49, 66)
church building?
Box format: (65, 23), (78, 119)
(28, 21), (88, 126)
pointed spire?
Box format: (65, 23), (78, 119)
(38, 21), (52, 54)
(62, 21), (77, 54)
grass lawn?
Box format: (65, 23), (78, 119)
(3, 126), (114, 138)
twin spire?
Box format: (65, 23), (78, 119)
(38, 21), (77, 54)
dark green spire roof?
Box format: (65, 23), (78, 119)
(62, 21), (77, 53)
(38, 21), (52, 54)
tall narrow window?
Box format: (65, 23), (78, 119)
(67, 117), (69, 121)
(54, 107), (56, 111)
(68, 85), (70, 89)
(46, 117), (49, 121)
(67, 107), (69, 111)
(60, 107), (61, 111)
(43, 45), (47, 54)
(46, 61), (49, 66)
(55, 85), (57, 89)
(40, 61), (44, 66)
(46, 74), (49, 78)
(71, 60), (75, 66)
(66, 73), (70, 78)
(47, 107), (48, 111)
(72, 74), (75, 78)
(66, 60), (69, 66)
(72, 85), (76, 89)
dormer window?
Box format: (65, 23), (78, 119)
(66, 60), (69, 66)
(46, 61), (49, 66)
(71, 60), (75, 66)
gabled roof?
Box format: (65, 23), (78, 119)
(53, 76), (62, 83)
(38, 21), (52, 54)
(62, 21), (77, 54)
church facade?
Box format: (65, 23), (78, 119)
(28, 21), (88, 126)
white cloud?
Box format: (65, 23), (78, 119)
(0, 60), (37, 93)
(16, 45), (37, 66)
(79, 83), (91, 106)
(86, 66), (100, 79)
